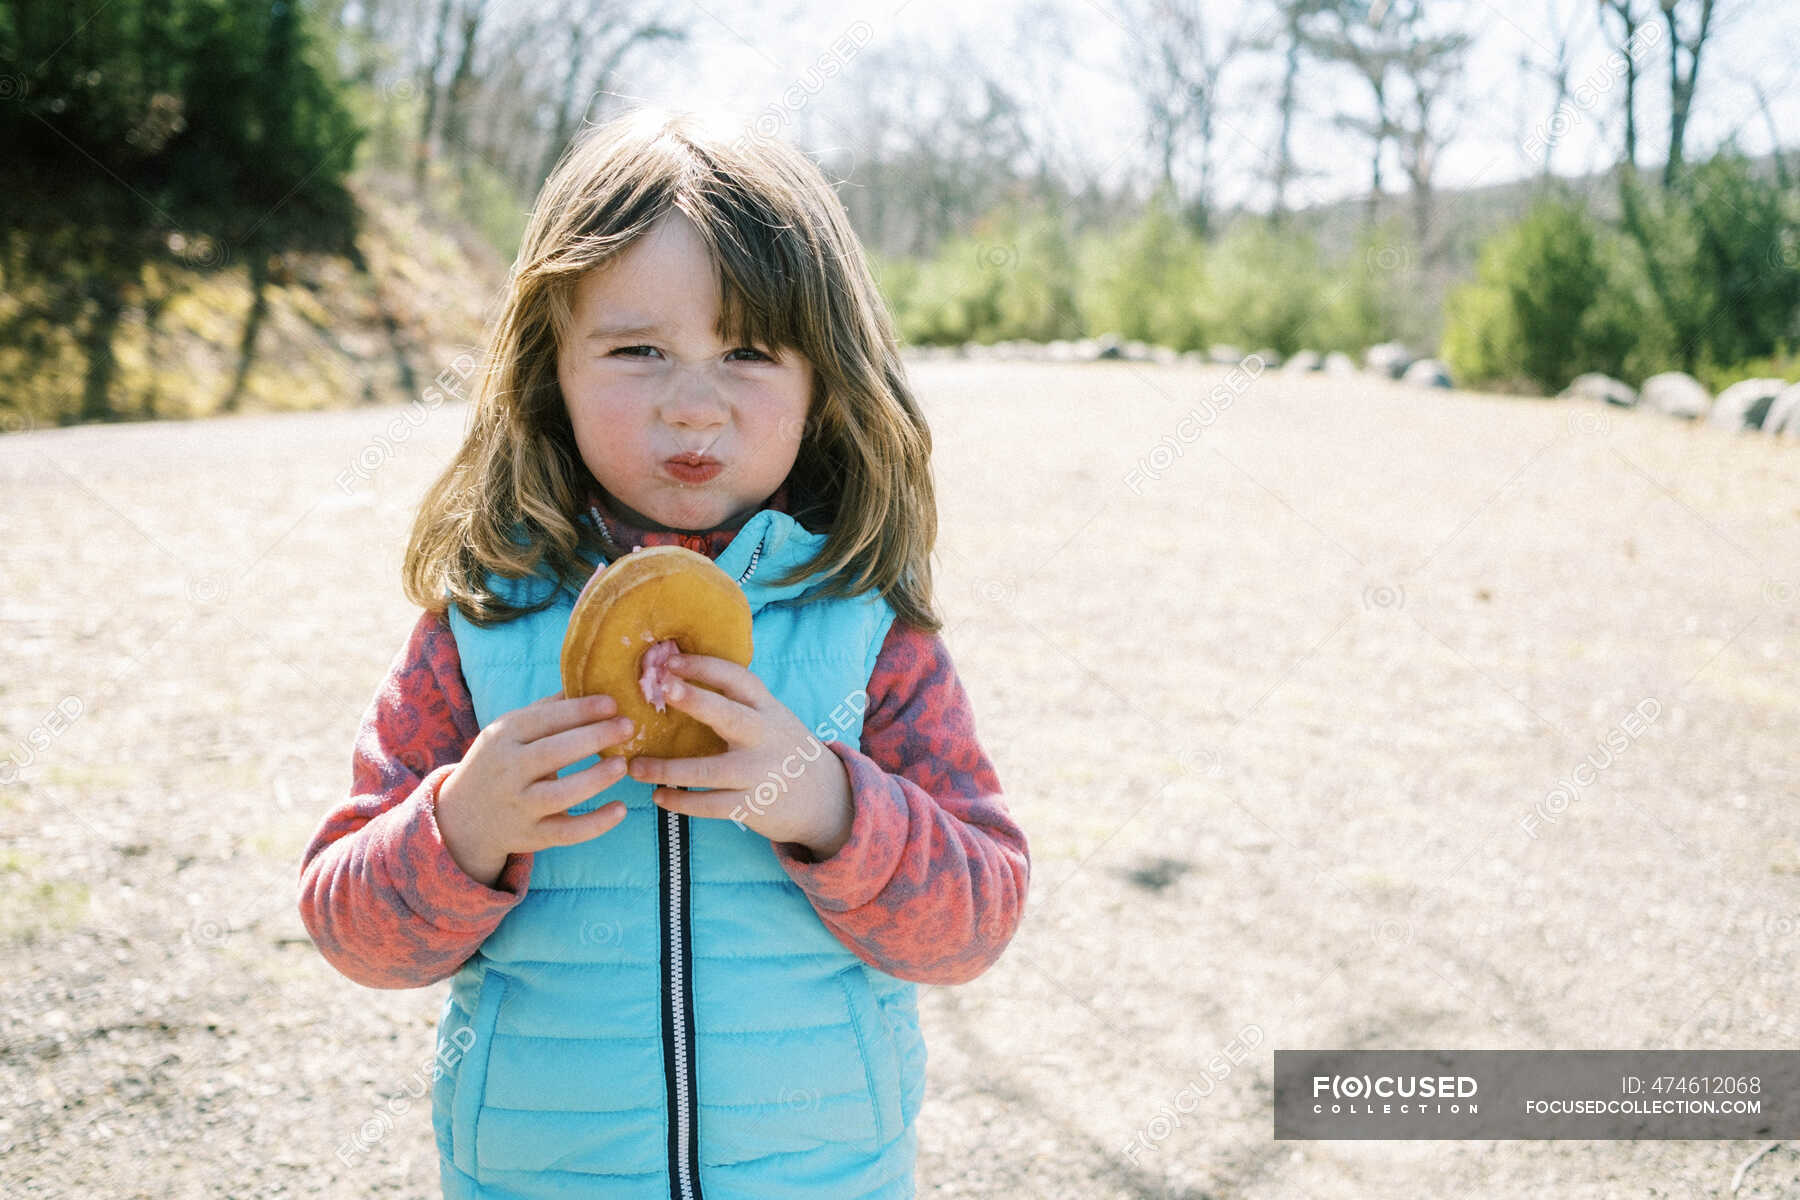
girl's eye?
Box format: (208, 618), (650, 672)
(607, 346), (774, 362)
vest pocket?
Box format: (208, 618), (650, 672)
(836, 964), (903, 1149)
(450, 968), (508, 1180)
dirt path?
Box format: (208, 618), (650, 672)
(2, 359), (1796, 1197)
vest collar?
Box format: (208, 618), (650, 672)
(581, 503), (833, 613)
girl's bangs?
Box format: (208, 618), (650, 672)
(693, 194), (817, 359)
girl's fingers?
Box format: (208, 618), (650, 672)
(659, 676), (754, 744)
(627, 751), (742, 791)
(665, 654), (765, 706)
(523, 754), (631, 814)
(507, 692), (618, 746)
(521, 716), (636, 783)
(531, 799), (628, 849)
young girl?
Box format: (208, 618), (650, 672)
(297, 106), (1030, 1199)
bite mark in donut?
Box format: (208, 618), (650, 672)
(559, 545), (753, 759)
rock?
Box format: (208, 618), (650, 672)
(1123, 339), (1153, 361)
(1207, 344), (1245, 365)
(1251, 348), (1282, 369)
(1095, 333), (1125, 360)
(1402, 358), (1454, 388)
(1179, 349), (1209, 364)
(1323, 351), (1358, 377)
(1559, 372), (1637, 407)
(1365, 341), (1413, 379)
(1640, 372), (1710, 420)
(1149, 344), (1179, 365)
(1282, 350), (1322, 373)
(1763, 383), (1800, 438)
(1707, 377), (1788, 431)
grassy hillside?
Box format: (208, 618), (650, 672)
(0, 169), (509, 430)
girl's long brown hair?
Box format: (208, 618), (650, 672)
(402, 105), (940, 633)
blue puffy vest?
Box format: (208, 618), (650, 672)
(433, 505), (924, 1199)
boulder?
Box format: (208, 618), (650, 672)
(1251, 347), (1282, 369)
(1707, 377), (1788, 431)
(1095, 333), (1125, 360)
(1323, 351), (1358, 377)
(1149, 344), (1179, 365)
(1365, 341), (1413, 379)
(1559, 372), (1637, 407)
(1640, 372), (1710, 420)
(1763, 383), (1800, 438)
(1207, 343), (1245, 365)
(1402, 358), (1454, 388)
(1179, 349), (1210, 365)
(1282, 349), (1322, 373)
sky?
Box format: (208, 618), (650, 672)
(603, 0), (1800, 213)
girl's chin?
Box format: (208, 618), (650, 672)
(640, 495), (742, 534)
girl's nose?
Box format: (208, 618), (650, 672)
(655, 362), (729, 427)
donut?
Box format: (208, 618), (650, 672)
(560, 545), (753, 760)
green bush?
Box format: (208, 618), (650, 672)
(1315, 219), (1421, 355)
(1197, 223), (1327, 356)
(1695, 344), (1800, 394)
(1077, 189), (1209, 349)
(1442, 196), (1637, 393)
(1620, 152), (1800, 378)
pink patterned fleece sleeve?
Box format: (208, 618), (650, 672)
(770, 623), (1030, 986)
(296, 611), (532, 989)
(297, 603), (1029, 991)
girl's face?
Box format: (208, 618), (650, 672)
(556, 210), (813, 535)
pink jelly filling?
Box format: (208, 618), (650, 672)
(639, 639), (680, 712)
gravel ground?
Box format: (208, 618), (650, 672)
(1, 358), (1797, 1198)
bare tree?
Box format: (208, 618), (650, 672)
(538, 3), (687, 186)
(1304, 0), (1408, 226)
(1389, 14), (1471, 252)
(1258, 0), (1334, 225)
(1519, 0), (1590, 178)
(1113, 0), (1248, 236)
(1597, 0), (1645, 170)
(1660, 0), (1718, 185)
(415, 0), (456, 189)
(440, 0), (492, 185)
(832, 35), (1039, 257)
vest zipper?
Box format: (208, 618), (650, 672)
(587, 502), (762, 1199)
(659, 805), (704, 1200)
(586, 503), (765, 586)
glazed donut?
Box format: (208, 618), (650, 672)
(560, 545), (753, 760)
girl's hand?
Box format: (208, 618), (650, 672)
(436, 690), (637, 888)
(626, 654), (855, 859)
